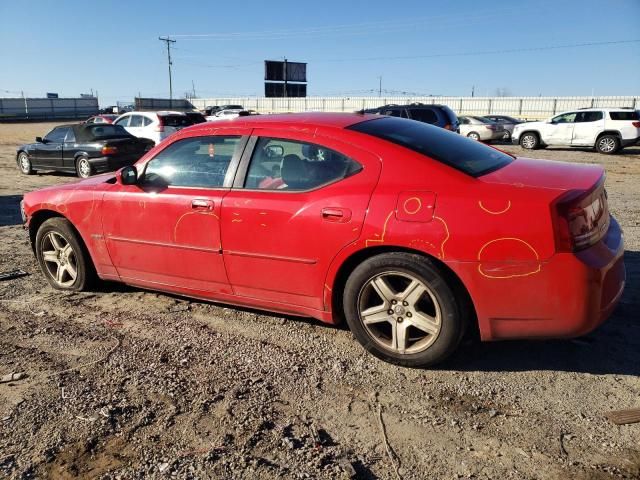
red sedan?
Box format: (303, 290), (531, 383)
(21, 113), (625, 367)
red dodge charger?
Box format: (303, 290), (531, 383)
(21, 113), (625, 367)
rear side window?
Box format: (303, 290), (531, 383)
(576, 111), (603, 122)
(408, 109), (438, 124)
(129, 115), (144, 127)
(348, 117), (513, 177)
(142, 136), (242, 188)
(161, 115), (192, 127)
(245, 137), (362, 191)
(609, 111), (639, 121)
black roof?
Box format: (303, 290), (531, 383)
(70, 124), (132, 142)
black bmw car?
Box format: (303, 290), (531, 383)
(16, 124), (154, 178)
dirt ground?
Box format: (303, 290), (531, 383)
(0, 122), (639, 480)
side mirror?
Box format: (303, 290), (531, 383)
(117, 166), (138, 185)
(36, 136), (44, 143)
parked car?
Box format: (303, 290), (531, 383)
(185, 111), (207, 124)
(16, 124), (153, 178)
(113, 111), (193, 145)
(483, 115), (523, 140)
(360, 103), (459, 132)
(21, 113), (624, 367)
(203, 105), (219, 116)
(85, 114), (118, 125)
(512, 108), (640, 154)
(205, 109), (245, 121)
(458, 116), (505, 141)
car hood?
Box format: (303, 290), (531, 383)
(31, 173), (115, 194)
(514, 121), (545, 129)
(480, 156), (603, 193)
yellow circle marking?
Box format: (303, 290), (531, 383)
(403, 197), (422, 215)
(478, 200), (511, 215)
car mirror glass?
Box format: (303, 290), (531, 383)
(118, 166), (138, 185)
(36, 136), (44, 143)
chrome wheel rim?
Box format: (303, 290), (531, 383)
(522, 135), (536, 149)
(358, 271), (442, 354)
(41, 232), (77, 287)
(19, 154), (30, 173)
(78, 159), (91, 178)
(598, 137), (616, 153)
(468, 133), (479, 141)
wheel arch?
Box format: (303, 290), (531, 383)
(329, 245), (478, 335)
(596, 130), (622, 140)
(28, 210), (93, 265)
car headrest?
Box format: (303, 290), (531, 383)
(281, 154), (307, 189)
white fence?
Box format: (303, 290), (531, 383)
(0, 97), (99, 121)
(191, 96), (639, 120)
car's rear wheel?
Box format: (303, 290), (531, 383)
(343, 252), (465, 367)
(35, 218), (94, 291)
(520, 132), (540, 150)
(76, 156), (92, 178)
(467, 132), (480, 141)
(595, 135), (620, 154)
(18, 152), (34, 175)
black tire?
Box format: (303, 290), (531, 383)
(595, 134), (620, 154)
(17, 152), (34, 175)
(35, 217), (95, 291)
(519, 132), (540, 150)
(467, 132), (480, 141)
(343, 252), (466, 368)
(76, 156), (93, 178)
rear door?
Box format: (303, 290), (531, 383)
(572, 111), (604, 146)
(125, 114), (146, 138)
(544, 112), (577, 145)
(220, 130), (381, 310)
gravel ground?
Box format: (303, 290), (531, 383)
(0, 122), (639, 480)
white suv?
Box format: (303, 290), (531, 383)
(512, 108), (640, 154)
(113, 111), (192, 145)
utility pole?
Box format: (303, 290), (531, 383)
(378, 76), (382, 97)
(159, 36), (176, 104)
(192, 80), (196, 99)
(283, 58), (288, 98)
(471, 85), (475, 97)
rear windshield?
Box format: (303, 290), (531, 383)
(160, 115), (193, 127)
(85, 124), (131, 139)
(348, 117), (513, 177)
(609, 111), (639, 121)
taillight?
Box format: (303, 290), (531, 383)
(551, 181), (609, 252)
(101, 145), (118, 155)
(444, 124), (452, 130)
(632, 121), (640, 128)
(154, 115), (165, 132)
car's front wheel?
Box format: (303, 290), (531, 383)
(519, 132), (540, 150)
(18, 152), (34, 175)
(35, 218), (94, 291)
(343, 252), (466, 368)
(76, 156), (93, 178)
(595, 135), (620, 154)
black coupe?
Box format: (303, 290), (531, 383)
(16, 124), (154, 178)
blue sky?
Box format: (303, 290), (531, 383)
(0, 0), (638, 105)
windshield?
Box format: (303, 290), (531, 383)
(348, 117), (513, 177)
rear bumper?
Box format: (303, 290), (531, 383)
(458, 217), (625, 341)
(621, 136), (640, 147)
(89, 156), (138, 173)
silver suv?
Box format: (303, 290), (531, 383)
(512, 108), (640, 154)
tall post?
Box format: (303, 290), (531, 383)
(159, 36), (176, 104)
(378, 76), (382, 97)
(283, 58), (288, 98)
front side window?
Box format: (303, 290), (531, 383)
(64, 129), (76, 143)
(142, 136), (242, 188)
(245, 138), (362, 191)
(44, 127), (68, 143)
(552, 112), (577, 124)
(114, 116), (130, 127)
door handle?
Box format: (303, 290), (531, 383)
(191, 199), (214, 210)
(321, 207), (352, 222)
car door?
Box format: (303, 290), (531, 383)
(101, 130), (250, 294)
(544, 112), (577, 145)
(572, 111), (604, 146)
(113, 115), (131, 135)
(37, 126), (68, 168)
(126, 114), (145, 138)
(62, 127), (79, 170)
(220, 130), (382, 310)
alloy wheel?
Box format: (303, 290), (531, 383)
(598, 137), (616, 153)
(78, 158), (91, 178)
(19, 153), (31, 173)
(41, 231), (78, 287)
(522, 135), (536, 149)
(357, 271), (442, 354)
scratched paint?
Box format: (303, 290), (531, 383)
(477, 237), (541, 279)
(478, 200), (511, 215)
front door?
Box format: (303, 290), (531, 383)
(102, 132), (250, 295)
(544, 112), (577, 145)
(220, 131), (381, 310)
(37, 126), (68, 168)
